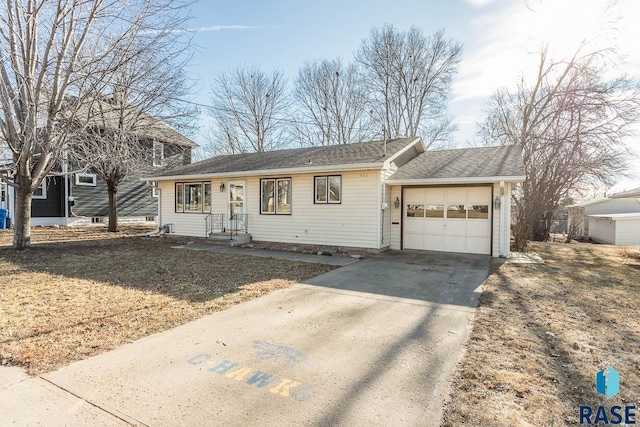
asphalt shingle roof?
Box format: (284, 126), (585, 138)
(389, 144), (525, 180)
(74, 98), (196, 148)
(153, 138), (417, 177)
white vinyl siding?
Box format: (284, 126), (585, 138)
(491, 182), (511, 258)
(160, 180), (212, 237)
(248, 170), (380, 248)
(615, 220), (640, 245)
(589, 216), (640, 245)
(389, 185), (402, 250)
(159, 170), (381, 248)
(589, 217), (617, 244)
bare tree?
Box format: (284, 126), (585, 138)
(70, 37), (198, 232)
(481, 46), (640, 250)
(355, 25), (462, 148)
(208, 66), (289, 154)
(0, 0), (191, 249)
(292, 58), (374, 146)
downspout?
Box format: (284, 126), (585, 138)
(499, 180), (508, 257)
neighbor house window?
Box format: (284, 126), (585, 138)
(151, 182), (159, 198)
(153, 142), (164, 167)
(315, 175), (341, 204)
(175, 182), (211, 213)
(75, 173), (97, 186)
(260, 178), (291, 214)
(33, 180), (47, 199)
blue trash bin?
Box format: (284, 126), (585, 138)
(0, 208), (7, 230)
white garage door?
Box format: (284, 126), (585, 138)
(403, 187), (492, 255)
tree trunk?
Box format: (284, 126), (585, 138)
(13, 187), (32, 250)
(108, 186), (119, 232)
(531, 211), (552, 242)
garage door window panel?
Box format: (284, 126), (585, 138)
(407, 204), (425, 217)
(447, 204), (467, 219)
(426, 205), (444, 218)
(468, 205), (488, 219)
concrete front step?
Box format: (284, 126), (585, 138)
(206, 232), (252, 247)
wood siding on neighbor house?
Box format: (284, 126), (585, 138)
(32, 177), (64, 218)
(71, 170), (157, 218)
(159, 169), (383, 249)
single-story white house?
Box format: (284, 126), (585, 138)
(588, 213), (640, 245)
(567, 195), (640, 238)
(585, 187), (640, 245)
(145, 137), (525, 257)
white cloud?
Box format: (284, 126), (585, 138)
(452, 0), (639, 103)
(465, 0), (497, 7)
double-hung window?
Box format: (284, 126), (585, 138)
(314, 175), (341, 204)
(260, 178), (291, 214)
(33, 180), (47, 199)
(175, 182), (211, 213)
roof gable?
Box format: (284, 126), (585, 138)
(388, 144), (525, 181)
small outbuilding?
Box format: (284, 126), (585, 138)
(588, 213), (640, 246)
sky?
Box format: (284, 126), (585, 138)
(184, 0), (640, 195)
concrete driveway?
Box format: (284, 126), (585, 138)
(1, 250), (490, 426)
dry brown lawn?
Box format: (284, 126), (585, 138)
(442, 242), (640, 426)
(0, 226), (335, 375)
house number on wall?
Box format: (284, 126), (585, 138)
(359, 173), (368, 178)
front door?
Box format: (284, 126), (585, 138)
(228, 181), (246, 231)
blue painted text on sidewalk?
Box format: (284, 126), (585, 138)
(188, 354), (317, 402)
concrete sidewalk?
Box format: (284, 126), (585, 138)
(0, 250), (489, 426)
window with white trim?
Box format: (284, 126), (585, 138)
(33, 180), (47, 199)
(153, 142), (164, 167)
(151, 182), (159, 198)
(260, 178), (291, 214)
(175, 182), (211, 213)
(314, 175), (341, 204)
(75, 173), (97, 186)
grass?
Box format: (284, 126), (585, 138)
(442, 242), (640, 426)
(0, 226), (335, 374)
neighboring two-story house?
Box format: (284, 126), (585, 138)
(1, 104), (195, 228)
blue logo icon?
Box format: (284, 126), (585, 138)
(596, 366), (619, 399)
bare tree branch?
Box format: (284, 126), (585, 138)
(355, 25), (462, 148)
(206, 66), (289, 154)
(0, 0), (194, 248)
(480, 45), (640, 249)
(292, 58), (375, 146)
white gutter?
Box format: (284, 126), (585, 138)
(141, 162), (385, 182)
(387, 176), (526, 185)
